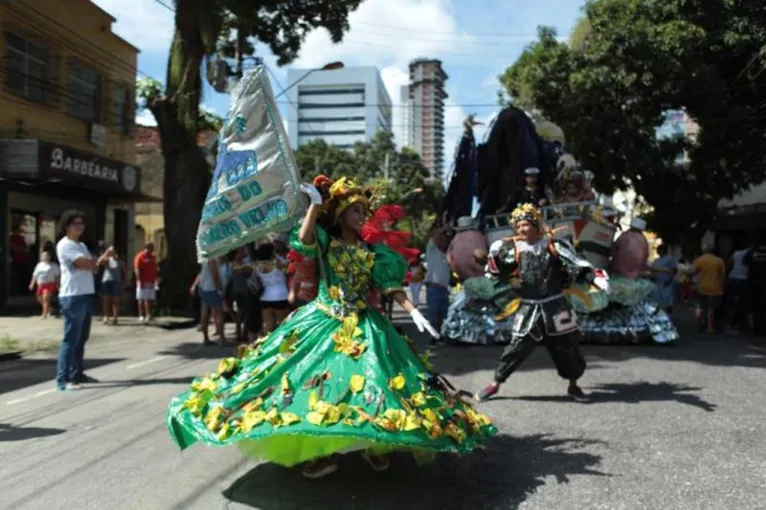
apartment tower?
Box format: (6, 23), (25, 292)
(406, 59), (448, 179)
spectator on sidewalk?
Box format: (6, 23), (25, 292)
(28, 250), (60, 319)
(650, 245), (677, 314)
(425, 223), (453, 341)
(725, 244), (750, 333)
(256, 243), (290, 334)
(192, 257), (229, 345)
(55, 210), (112, 391)
(134, 242), (159, 323)
(744, 230), (766, 335)
(691, 246), (726, 333)
(101, 247), (128, 325)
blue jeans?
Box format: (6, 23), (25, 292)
(426, 285), (450, 330)
(57, 295), (93, 388)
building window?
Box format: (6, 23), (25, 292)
(68, 60), (101, 122)
(298, 129), (366, 136)
(298, 88), (365, 96)
(4, 32), (48, 103)
(112, 86), (131, 134)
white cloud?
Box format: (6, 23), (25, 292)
(91, 0), (174, 52)
(292, 0), (474, 70)
(135, 108), (157, 127)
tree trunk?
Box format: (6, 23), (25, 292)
(148, 1), (210, 314)
(151, 99), (209, 313)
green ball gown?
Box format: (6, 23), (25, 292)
(166, 226), (497, 467)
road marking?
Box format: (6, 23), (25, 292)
(126, 356), (167, 370)
(5, 355), (170, 405)
(6, 388), (57, 406)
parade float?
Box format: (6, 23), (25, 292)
(440, 109), (678, 346)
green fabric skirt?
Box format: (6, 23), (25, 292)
(166, 301), (496, 467)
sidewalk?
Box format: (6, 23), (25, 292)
(0, 316), (192, 355)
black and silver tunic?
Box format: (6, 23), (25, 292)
(487, 237), (595, 339)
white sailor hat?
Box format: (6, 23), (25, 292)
(524, 167), (540, 176)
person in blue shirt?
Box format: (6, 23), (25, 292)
(650, 244), (678, 314)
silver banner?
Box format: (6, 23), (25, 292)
(196, 66), (306, 262)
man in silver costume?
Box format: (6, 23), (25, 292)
(475, 203), (610, 403)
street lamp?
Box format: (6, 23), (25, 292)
(275, 61), (344, 98)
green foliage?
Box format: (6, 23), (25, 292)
(294, 130), (444, 249)
(499, 0), (766, 244)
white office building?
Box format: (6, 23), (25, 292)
(285, 67), (392, 149)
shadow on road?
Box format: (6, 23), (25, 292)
(158, 342), (239, 360)
(0, 423), (66, 441)
(222, 434), (608, 510)
(512, 381), (716, 412)
(0, 358), (125, 395)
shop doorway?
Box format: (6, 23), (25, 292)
(9, 210), (36, 297)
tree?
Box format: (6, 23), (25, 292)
(136, 0), (362, 310)
(499, 1), (766, 244)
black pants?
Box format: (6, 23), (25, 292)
(494, 325), (586, 383)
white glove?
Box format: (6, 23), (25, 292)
(299, 183), (322, 205)
(593, 269), (610, 293)
(410, 309), (440, 339)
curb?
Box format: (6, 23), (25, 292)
(0, 351), (23, 362)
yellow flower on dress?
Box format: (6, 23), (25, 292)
(183, 395), (207, 416)
(373, 415), (399, 432)
(280, 373), (291, 395)
(204, 406), (225, 432)
(389, 373), (406, 391)
(403, 412), (422, 431)
(191, 377), (218, 393)
(217, 357), (239, 376)
(242, 397), (263, 413)
(308, 390), (318, 410)
(216, 422), (232, 441)
(328, 286), (342, 301)
(239, 409), (267, 432)
(305, 399), (348, 426)
(278, 412), (301, 427)
(409, 392), (427, 407)
(444, 422), (466, 444)
(349, 374), (366, 393)
(382, 409), (406, 429)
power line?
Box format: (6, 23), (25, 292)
(153, 0), (175, 12)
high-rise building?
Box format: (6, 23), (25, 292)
(285, 66), (392, 149)
(407, 59), (448, 178)
(400, 85), (413, 149)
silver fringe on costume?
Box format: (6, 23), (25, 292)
(578, 300), (679, 344)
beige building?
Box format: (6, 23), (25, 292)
(406, 59), (448, 179)
(0, 0), (153, 313)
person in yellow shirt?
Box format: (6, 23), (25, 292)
(691, 246), (726, 333)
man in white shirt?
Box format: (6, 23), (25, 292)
(424, 224), (453, 341)
(55, 210), (111, 391)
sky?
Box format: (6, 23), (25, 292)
(92, 0), (586, 171)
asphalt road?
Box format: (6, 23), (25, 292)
(1, 313), (764, 510)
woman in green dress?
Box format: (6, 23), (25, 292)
(166, 175), (496, 479)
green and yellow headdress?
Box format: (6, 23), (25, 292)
(328, 177), (370, 224)
(510, 203), (543, 227)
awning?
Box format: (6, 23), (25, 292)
(0, 138), (150, 200)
